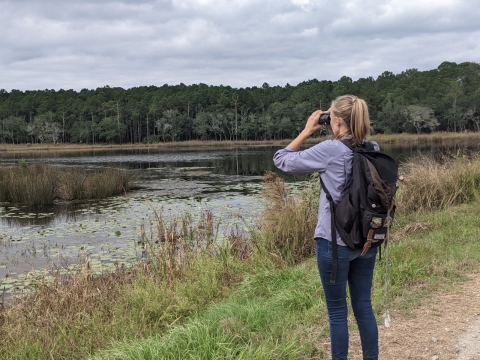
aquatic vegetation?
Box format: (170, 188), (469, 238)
(0, 164), (133, 206)
(2, 142), (479, 358)
(0, 186), (269, 295)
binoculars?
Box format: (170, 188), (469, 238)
(318, 112), (331, 125)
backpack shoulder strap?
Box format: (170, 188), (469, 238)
(340, 138), (354, 151)
(320, 177), (338, 284)
(341, 138), (377, 152)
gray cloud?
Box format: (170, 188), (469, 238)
(1, 0), (478, 91)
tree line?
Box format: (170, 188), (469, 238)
(1, 61), (479, 145)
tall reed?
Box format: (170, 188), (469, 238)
(0, 163), (57, 206)
(259, 150), (480, 263)
(259, 172), (318, 264)
(0, 164), (133, 206)
(137, 208), (216, 282)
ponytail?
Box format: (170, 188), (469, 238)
(331, 95), (370, 145)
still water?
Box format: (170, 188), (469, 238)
(0, 141), (476, 293)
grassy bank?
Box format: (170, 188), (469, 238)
(0, 131), (479, 153)
(371, 131), (480, 145)
(1, 153), (480, 359)
(89, 200), (480, 360)
(0, 163), (133, 206)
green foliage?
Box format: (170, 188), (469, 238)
(0, 62), (479, 145)
(401, 105), (439, 133)
(3, 116), (27, 144)
(91, 264), (325, 360)
(371, 202), (480, 312)
(17, 158), (27, 167)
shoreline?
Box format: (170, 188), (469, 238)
(1, 132), (480, 154)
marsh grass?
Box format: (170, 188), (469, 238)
(258, 171), (319, 264)
(371, 131), (480, 145)
(0, 164), (133, 206)
(397, 151), (480, 213)
(2, 131), (479, 155)
(136, 207), (219, 282)
(58, 167), (133, 201)
(0, 163), (57, 207)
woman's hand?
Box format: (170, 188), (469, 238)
(285, 110), (327, 151)
(303, 110), (326, 136)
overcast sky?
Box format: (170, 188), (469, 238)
(1, 0), (479, 91)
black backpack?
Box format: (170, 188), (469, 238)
(320, 139), (399, 283)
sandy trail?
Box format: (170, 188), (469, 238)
(367, 275), (479, 359)
(323, 274), (480, 359)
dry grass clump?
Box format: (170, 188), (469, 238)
(397, 152), (480, 213)
(260, 172), (318, 264)
(228, 225), (252, 261)
(0, 164), (133, 206)
(402, 222), (433, 233)
(390, 221), (433, 241)
(0, 266), (135, 359)
(137, 209), (216, 282)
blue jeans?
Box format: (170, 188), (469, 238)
(315, 238), (378, 360)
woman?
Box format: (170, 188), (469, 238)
(273, 95), (379, 360)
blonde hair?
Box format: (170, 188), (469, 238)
(331, 95), (370, 145)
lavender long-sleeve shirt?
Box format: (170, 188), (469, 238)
(273, 140), (355, 246)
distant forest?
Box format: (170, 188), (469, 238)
(1, 61), (479, 144)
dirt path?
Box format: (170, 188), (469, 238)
(347, 274), (480, 359)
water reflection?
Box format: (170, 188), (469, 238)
(212, 148), (278, 176)
(0, 201), (106, 227)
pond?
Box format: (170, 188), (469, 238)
(0, 141), (478, 294)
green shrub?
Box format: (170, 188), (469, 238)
(17, 158), (27, 168)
